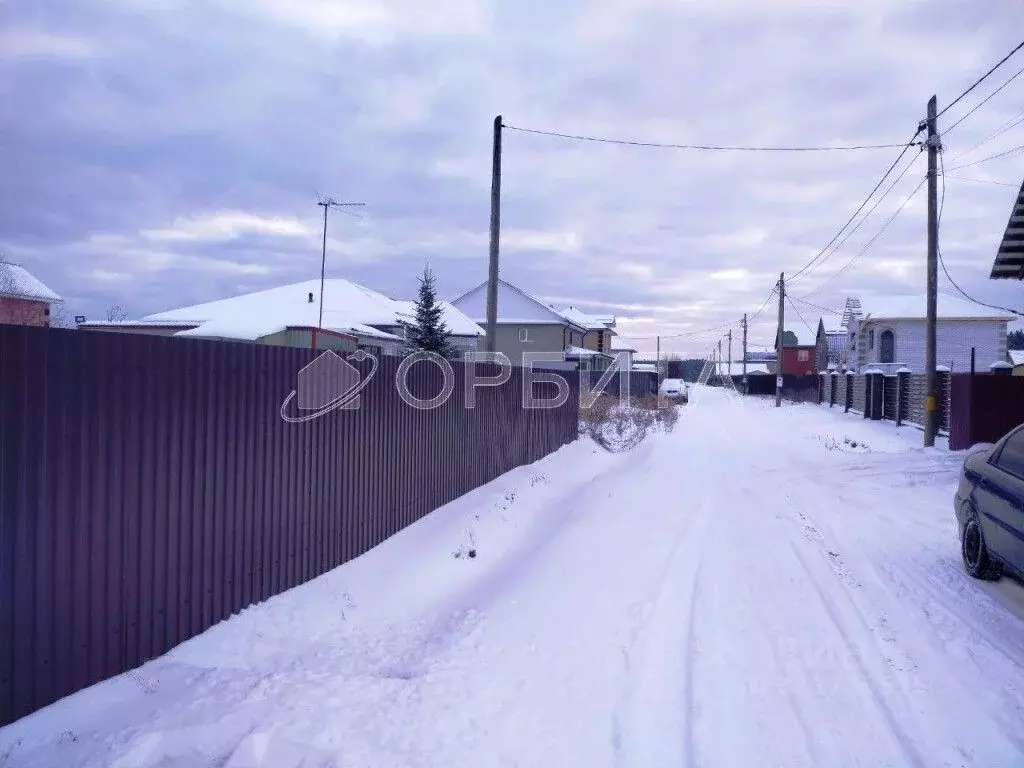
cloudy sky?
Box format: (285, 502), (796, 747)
(3, 0), (1024, 357)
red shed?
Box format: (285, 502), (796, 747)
(775, 327), (818, 375)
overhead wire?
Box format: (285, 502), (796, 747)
(502, 124), (915, 152)
(936, 39), (1024, 119)
(789, 149), (924, 286)
(786, 295), (815, 336)
(945, 142), (1024, 171)
(952, 109), (1024, 160)
(790, 295), (844, 316)
(788, 128), (924, 283)
(943, 63), (1024, 135)
(800, 174), (928, 299)
(939, 174), (1021, 188)
(935, 151), (1023, 317)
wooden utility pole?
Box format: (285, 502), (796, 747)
(718, 338), (722, 382)
(924, 96), (939, 447)
(486, 115), (503, 353)
(727, 328), (732, 377)
(776, 272), (785, 407)
(656, 335), (661, 380)
(742, 313), (748, 393)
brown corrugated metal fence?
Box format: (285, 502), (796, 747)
(0, 326), (578, 726)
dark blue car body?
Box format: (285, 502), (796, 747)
(955, 424), (1024, 580)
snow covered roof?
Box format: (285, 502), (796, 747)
(391, 300), (484, 337)
(631, 363), (658, 373)
(565, 345), (611, 358)
(1010, 350), (1024, 366)
(558, 306), (616, 331)
(452, 279), (586, 330)
(143, 279), (482, 343)
(715, 361), (770, 375)
(0, 262), (61, 303)
(860, 294), (1015, 322)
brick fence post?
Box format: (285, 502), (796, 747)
(937, 366), (951, 433)
(863, 371), (872, 419)
(830, 370), (838, 407)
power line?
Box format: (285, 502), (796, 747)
(944, 63), (1024, 135)
(952, 109), (1024, 160)
(940, 173), (1021, 188)
(791, 150), (924, 285)
(946, 142), (1024, 171)
(618, 317), (737, 341)
(935, 152), (1023, 317)
(786, 295), (815, 335)
(502, 123), (915, 152)
(790, 295), (843, 316)
(789, 129), (924, 283)
(749, 285), (779, 323)
(800, 174), (928, 299)
(937, 39), (1024, 119)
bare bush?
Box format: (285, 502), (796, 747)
(580, 395), (680, 452)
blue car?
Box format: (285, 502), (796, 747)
(955, 424), (1024, 581)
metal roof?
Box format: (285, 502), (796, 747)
(991, 178), (1024, 279)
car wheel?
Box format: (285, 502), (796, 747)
(961, 504), (1001, 581)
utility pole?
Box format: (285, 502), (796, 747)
(656, 335), (661, 381)
(317, 197), (366, 340)
(727, 328), (732, 377)
(742, 313), (748, 393)
(776, 272), (785, 407)
(924, 95), (939, 447)
(718, 338), (723, 382)
(486, 115), (503, 353)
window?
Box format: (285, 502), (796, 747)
(597, 332), (605, 352)
(995, 429), (1024, 479)
(879, 329), (895, 364)
(519, 328), (531, 343)
(797, 350), (809, 362)
(869, 329), (875, 349)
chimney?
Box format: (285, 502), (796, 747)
(308, 292), (314, 303)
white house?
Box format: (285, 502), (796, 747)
(845, 294), (1013, 374)
(79, 278), (485, 356)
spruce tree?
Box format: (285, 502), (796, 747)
(405, 267), (452, 355)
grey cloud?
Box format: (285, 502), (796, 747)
(3, 0), (1024, 357)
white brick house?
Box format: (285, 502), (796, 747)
(845, 294), (1013, 374)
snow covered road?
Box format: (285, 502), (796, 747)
(4, 388), (1024, 767)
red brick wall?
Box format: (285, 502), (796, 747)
(781, 346), (816, 375)
(0, 297), (50, 327)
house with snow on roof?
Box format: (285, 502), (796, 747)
(843, 293), (1014, 374)
(1009, 349), (1024, 376)
(78, 278), (484, 356)
(452, 278), (618, 370)
(0, 260), (62, 327)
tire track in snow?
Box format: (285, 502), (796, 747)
(610, 438), (717, 768)
(790, 542), (928, 768)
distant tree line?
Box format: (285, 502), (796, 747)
(1009, 329), (1024, 350)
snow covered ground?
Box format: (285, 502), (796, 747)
(3, 387), (1024, 767)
